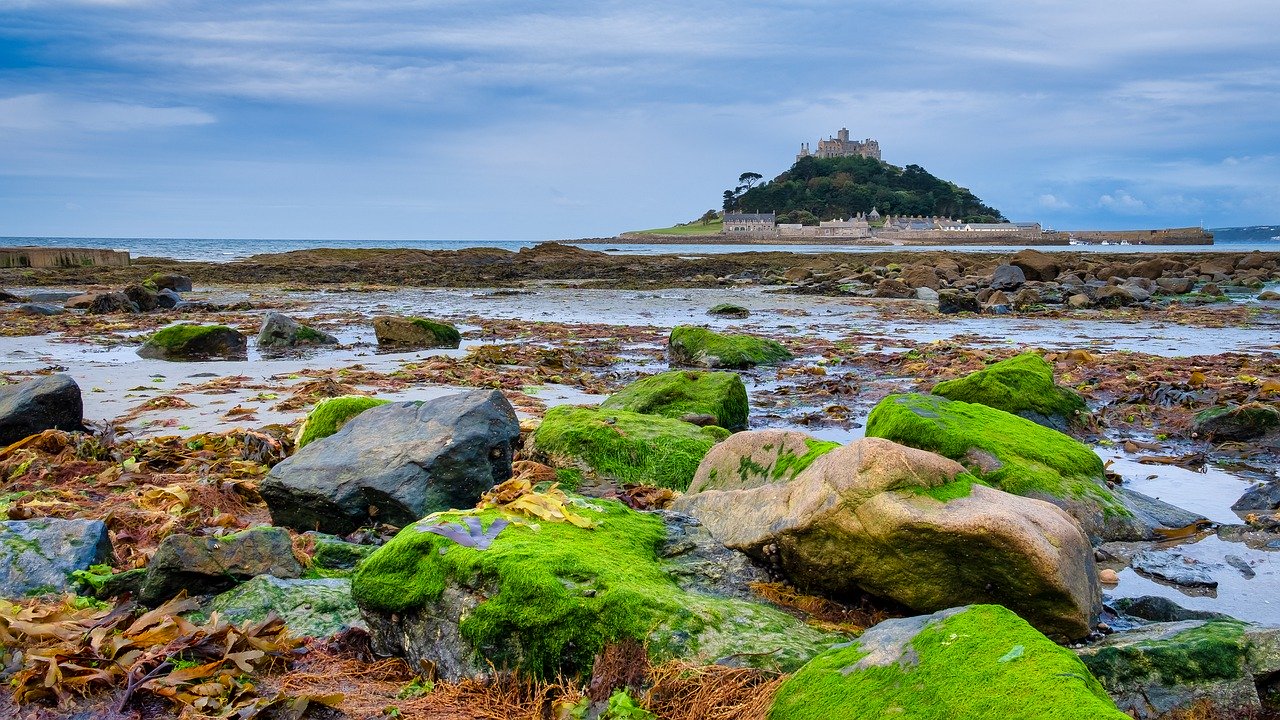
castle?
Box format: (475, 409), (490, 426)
(797, 128), (880, 162)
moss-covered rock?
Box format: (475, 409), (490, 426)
(1191, 403), (1280, 441)
(599, 370), (749, 431)
(532, 405), (723, 491)
(372, 315), (461, 349)
(769, 605), (1128, 720)
(931, 352), (1087, 430)
(865, 393), (1133, 540)
(688, 430), (839, 493)
(137, 323), (247, 360)
(706, 303), (750, 319)
(210, 575), (364, 639)
(352, 498), (837, 681)
(295, 395), (390, 450)
(305, 533), (377, 577)
(668, 326), (792, 369)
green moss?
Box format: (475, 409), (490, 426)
(144, 323), (234, 350)
(907, 472), (981, 502)
(769, 438), (840, 482)
(769, 605), (1127, 720)
(533, 406), (721, 490)
(410, 318), (461, 346)
(931, 353), (1086, 424)
(293, 325), (327, 343)
(669, 326), (792, 369)
(1080, 621), (1249, 689)
(555, 468), (584, 491)
(707, 303), (750, 318)
(296, 396), (390, 449)
(309, 535), (376, 575)
(865, 393), (1124, 515)
(352, 498), (834, 679)
(600, 370), (750, 430)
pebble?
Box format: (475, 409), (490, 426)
(1099, 568), (1120, 584)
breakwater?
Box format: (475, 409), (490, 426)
(0, 246), (131, 268)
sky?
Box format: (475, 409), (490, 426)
(1, 0), (1278, 240)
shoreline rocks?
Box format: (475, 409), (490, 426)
(137, 323), (247, 360)
(0, 374), (84, 446)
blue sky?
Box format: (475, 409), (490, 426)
(1, 0), (1277, 239)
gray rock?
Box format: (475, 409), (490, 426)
(210, 575), (364, 638)
(257, 312), (338, 349)
(0, 289), (23, 302)
(155, 288), (182, 309)
(1111, 595), (1230, 623)
(0, 518), (113, 598)
(122, 284), (158, 312)
(16, 303), (65, 316)
(1192, 404), (1280, 441)
(654, 510), (772, 601)
(139, 526), (303, 605)
(149, 274), (193, 292)
(1094, 285), (1139, 308)
(1131, 548), (1218, 588)
(0, 374), (84, 446)
(1119, 284), (1152, 303)
(306, 532), (377, 575)
(937, 290), (980, 314)
(27, 291), (79, 303)
(136, 325), (248, 360)
(915, 286), (939, 302)
(1156, 277), (1196, 294)
(86, 291), (139, 314)
(1116, 488), (1211, 540)
(263, 390), (521, 534)
(1233, 480), (1280, 512)
(990, 264), (1026, 290)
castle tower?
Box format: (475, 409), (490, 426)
(838, 128), (850, 143)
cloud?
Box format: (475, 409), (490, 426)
(1038, 194), (1071, 210)
(1098, 190), (1148, 213)
(0, 94), (214, 133)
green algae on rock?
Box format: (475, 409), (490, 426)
(532, 405), (723, 491)
(769, 605), (1128, 720)
(865, 393), (1129, 538)
(372, 315), (461, 349)
(931, 352), (1087, 430)
(668, 326), (792, 369)
(706, 303), (750, 319)
(210, 575), (364, 638)
(136, 323), (247, 360)
(296, 395), (390, 450)
(688, 430), (839, 493)
(352, 498), (836, 681)
(599, 370), (749, 431)
(1191, 402), (1280, 441)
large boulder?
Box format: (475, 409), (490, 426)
(263, 390), (520, 534)
(147, 273), (193, 292)
(137, 323), (247, 360)
(938, 290), (980, 314)
(122, 284), (159, 312)
(372, 315), (460, 349)
(769, 605), (1128, 720)
(1011, 249), (1060, 281)
(687, 429), (838, 493)
(532, 405), (723, 491)
(352, 498), (836, 681)
(673, 437), (1100, 640)
(668, 326), (791, 369)
(930, 352), (1087, 430)
(295, 395), (390, 450)
(210, 576), (364, 638)
(257, 312), (338, 350)
(85, 291), (139, 314)
(138, 526), (302, 605)
(0, 374), (84, 446)
(990, 264), (1026, 290)
(1077, 619), (1280, 718)
(1192, 403), (1280, 441)
(599, 370), (749, 430)
(0, 518), (113, 598)
(865, 393), (1141, 541)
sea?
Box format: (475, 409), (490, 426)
(2, 225), (1278, 263)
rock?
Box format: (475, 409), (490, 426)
(210, 576), (364, 638)
(865, 393), (1136, 541)
(1130, 549), (1218, 588)
(1078, 620), (1280, 717)
(990, 264), (1026, 290)
(0, 519), (113, 598)
(532, 405), (722, 491)
(372, 315), (461, 349)
(783, 267), (812, 282)
(1057, 272), (1086, 286)
(0, 289), (21, 303)
(1011, 249), (1060, 281)
(770, 605), (1128, 720)
(1128, 258), (1180, 280)
(137, 324), (247, 360)
(0, 374), (84, 445)
(138, 526), (302, 605)
(674, 437), (1100, 640)
(655, 510), (773, 600)
(1099, 568), (1119, 584)
(915, 286), (939, 302)
(296, 395), (390, 449)
(598, 370), (748, 431)
(930, 352), (1087, 431)
(1011, 287), (1042, 309)
(306, 533), (377, 576)
(63, 292), (96, 309)
(86, 291), (140, 314)
(687, 430), (839, 493)
(16, 303), (65, 316)
(1094, 285), (1138, 308)
(899, 265), (940, 290)
(1201, 282), (1224, 297)
(257, 312), (339, 349)
(1112, 596), (1230, 623)
(264, 390), (519, 534)
(1237, 252), (1269, 271)
(1118, 487), (1211, 538)
(1119, 283), (1152, 303)
(873, 278), (914, 298)
(353, 498), (837, 681)
(122, 284), (158, 312)
(937, 290), (980, 314)
(706, 303), (749, 318)
(1233, 480), (1280, 512)
(1067, 293), (1093, 309)
(1157, 277), (1196, 294)
(26, 290), (78, 303)
(148, 273), (193, 292)
(667, 326), (791, 369)
(679, 412), (719, 426)
(1192, 403), (1280, 441)
(1258, 290), (1280, 301)
(154, 288), (182, 309)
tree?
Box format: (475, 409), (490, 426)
(737, 172), (763, 192)
(698, 209), (719, 225)
(722, 190), (739, 212)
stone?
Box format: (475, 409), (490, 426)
(0, 518), (113, 598)
(1258, 290), (1280, 301)
(1201, 282), (1223, 296)
(1130, 548), (1218, 588)
(0, 374), (84, 446)
(990, 264), (1026, 290)
(86, 291), (140, 314)
(668, 326), (791, 369)
(1236, 252), (1269, 271)
(655, 510), (772, 601)
(687, 430), (839, 494)
(1011, 249), (1060, 281)
(930, 352), (1087, 431)
(1193, 403), (1280, 441)
(1011, 287), (1042, 309)
(1233, 480), (1280, 512)
(210, 576), (364, 638)
(1157, 277), (1196, 294)
(706, 303), (749, 318)
(783, 267), (812, 282)
(148, 273), (193, 292)
(673, 437), (1101, 640)
(1067, 293), (1093, 309)
(295, 395), (390, 449)
(353, 498), (838, 681)
(770, 605), (1128, 720)
(306, 533), (377, 576)
(263, 390), (520, 534)
(915, 286), (939, 302)
(257, 312), (339, 349)
(1119, 283), (1152, 303)
(937, 290), (980, 314)
(27, 290), (78, 303)
(137, 324), (248, 360)
(1094, 285), (1138, 308)
(598, 369), (748, 430)
(1112, 596), (1230, 623)
(1099, 568), (1119, 584)
(16, 303), (65, 316)
(122, 284), (158, 312)
(0, 289), (21, 303)
(1057, 272), (1086, 287)
(138, 526), (303, 605)
(154, 288), (182, 309)
(899, 265), (940, 290)
(873, 278), (914, 298)
(1128, 258), (1180, 280)
(372, 315), (460, 349)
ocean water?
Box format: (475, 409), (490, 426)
(2, 225), (1277, 263)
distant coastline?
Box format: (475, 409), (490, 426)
(598, 225), (1214, 247)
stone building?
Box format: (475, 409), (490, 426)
(723, 212), (777, 237)
(797, 128), (881, 162)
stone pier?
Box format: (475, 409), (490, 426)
(0, 247), (131, 268)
